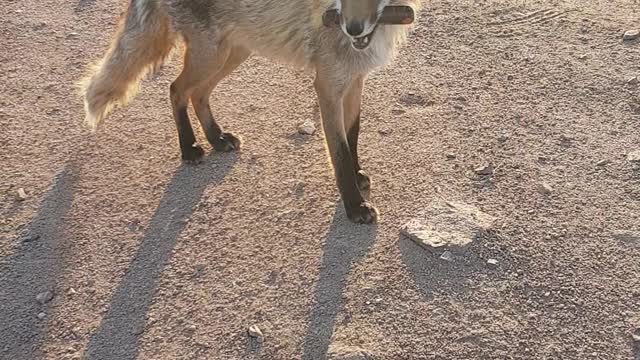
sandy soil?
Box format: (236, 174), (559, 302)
(1, 0), (639, 359)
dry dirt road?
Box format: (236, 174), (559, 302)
(1, 0), (640, 359)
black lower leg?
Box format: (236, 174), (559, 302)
(347, 112), (370, 191)
(333, 139), (362, 207)
(175, 106), (204, 162)
(347, 112), (362, 172)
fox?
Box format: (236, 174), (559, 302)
(81, 0), (422, 224)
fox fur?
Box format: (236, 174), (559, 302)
(80, 0), (422, 223)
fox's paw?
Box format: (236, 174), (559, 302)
(182, 144), (205, 164)
(213, 132), (242, 152)
(346, 201), (379, 224)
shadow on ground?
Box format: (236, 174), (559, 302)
(83, 153), (238, 360)
(0, 165), (77, 359)
(399, 231), (513, 300)
(301, 204), (377, 360)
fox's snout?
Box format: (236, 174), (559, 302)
(345, 21), (365, 37)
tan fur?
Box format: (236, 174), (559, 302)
(80, 0), (174, 130)
(80, 0), (422, 223)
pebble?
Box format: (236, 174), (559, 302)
(623, 29), (640, 41)
(439, 251), (454, 262)
(578, 54), (588, 60)
(537, 182), (553, 195)
(474, 164), (494, 176)
(487, 258), (499, 269)
(248, 325), (263, 338)
(67, 287), (77, 296)
(633, 328), (640, 342)
(612, 230), (640, 245)
(596, 159), (610, 167)
(36, 291), (54, 305)
(37, 312), (46, 320)
(15, 188), (27, 201)
(378, 128), (393, 135)
(298, 121), (316, 135)
(628, 76), (638, 85)
(446, 153), (456, 160)
(22, 234), (40, 243)
(627, 150), (640, 162)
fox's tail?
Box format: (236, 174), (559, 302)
(80, 0), (175, 130)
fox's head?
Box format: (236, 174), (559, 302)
(335, 0), (391, 50)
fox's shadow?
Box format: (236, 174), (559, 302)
(83, 153), (238, 359)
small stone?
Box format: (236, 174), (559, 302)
(596, 159), (610, 167)
(544, 291), (551, 297)
(439, 251), (454, 262)
(67, 32), (79, 38)
(378, 128), (393, 135)
(186, 325), (197, 332)
(298, 121), (316, 135)
(474, 164), (494, 176)
(627, 76), (638, 85)
(623, 29), (640, 41)
(627, 150), (640, 162)
(15, 188), (27, 201)
(487, 258), (499, 269)
(22, 234), (40, 243)
(537, 182), (553, 195)
(36, 291), (54, 305)
(612, 230), (640, 245)
(248, 325), (263, 338)
(633, 328), (640, 342)
(37, 312), (46, 320)
(391, 107), (406, 115)
(446, 153), (456, 160)
(67, 287), (77, 296)
(498, 133), (509, 143)
(578, 54), (588, 60)
(537, 155), (549, 163)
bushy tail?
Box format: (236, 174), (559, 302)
(80, 0), (175, 130)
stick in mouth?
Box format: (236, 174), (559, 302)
(322, 5), (415, 27)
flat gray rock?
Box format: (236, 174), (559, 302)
(401, 200), (495, 254)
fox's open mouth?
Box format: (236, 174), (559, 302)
(351, 27), (377, 50)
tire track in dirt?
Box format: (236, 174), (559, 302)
(487, 8), (576, 38)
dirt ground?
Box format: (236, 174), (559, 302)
(1, 0), (640, 359)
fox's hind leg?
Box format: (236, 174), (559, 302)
(170, 33), (231, 162)
(191, 47), (250, 152)
(343, 75), (371, 194)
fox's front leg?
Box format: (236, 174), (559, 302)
(343, 75), (371, 195)
(314, 71), (378, 224)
